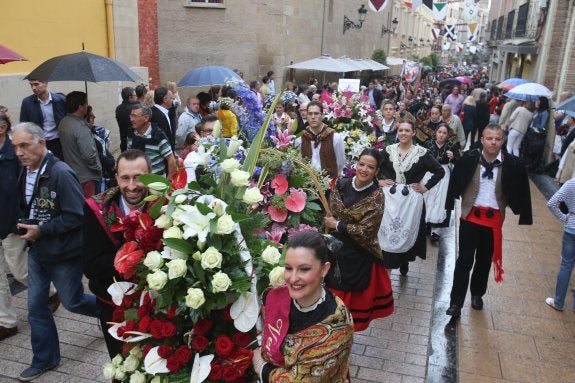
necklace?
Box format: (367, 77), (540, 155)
(352, 176), (373, 192)
(293, 287), (326, 313)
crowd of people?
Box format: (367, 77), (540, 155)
(0, 64), (572, 382)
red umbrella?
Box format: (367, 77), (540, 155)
(0, 44), (27, 64)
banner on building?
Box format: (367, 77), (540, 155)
(463, 0), (479, 22)
(368, 0), (391, 12)
(402, 61), (420, 83)
(412, 0), (423, 11)
(432, 28), (441, 40)
(444, 25), (457, 41)
(433, 1), (448, 20)
(442, 41), (451, 51)
(468, 45), (478, 54)
(467, 23), (478, 42)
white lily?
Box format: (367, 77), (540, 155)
(189, 353), (214, 383)
(107, 281), (138, 306)
(230, 291), (259, 332)
(144, 346), (170, 374)
(179, 205), (216, 242)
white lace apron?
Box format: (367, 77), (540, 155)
(422, 164), (451, 224)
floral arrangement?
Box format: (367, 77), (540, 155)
(102, 95), (291, 383)
(325, 92), (376, 133)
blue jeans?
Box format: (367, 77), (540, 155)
(553, 231), (575, 310)
(28, 251), (98, 369)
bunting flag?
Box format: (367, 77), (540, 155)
(442, 41), (451, 51)
(432, 28), (441, 40)
(368, 0), (390, 12)
(463, 0), (479, 22)
(467, 23), (478, 42)
(433, 1), (448, 20)
(444, 25), (457, 41)
(456, 43), (464, 52)
(404, 0), (412, 8)
(412, 0), (423, 11)
(469, 45), (478, 54)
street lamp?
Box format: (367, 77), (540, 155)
(408, 36), (413, 47)
(381, 17), (399, 37)
(420, 38), (424, 46)
(343, 4), (368, 34)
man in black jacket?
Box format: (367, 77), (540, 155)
(152, 86), (177, 149)
(445, 124), (532, 317)
(115, 87), (137, 152)
(83, 149), (151, 359)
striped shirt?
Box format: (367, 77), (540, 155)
(128, 125), (173, 176)
(548, 178), (575, 234)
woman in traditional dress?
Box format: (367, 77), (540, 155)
(423, 123), (460, 242)
(375, 100), (398, 143)
(378, 121), (444, 276)
(324, 149), (395, 331)
(416, 105), (443, 144)
(252, 231), (353, 383)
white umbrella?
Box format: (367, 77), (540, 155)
(286, 55), (358, 73)
(386, 56), (406, 66)
(362, 58), (390, 70)
(504, 82), (553, 102)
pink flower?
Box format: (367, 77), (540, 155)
(287, 224), (318, 239)
(270, 174), (288, 195)
(271, 128), (295, 149)
(267, 205), (288, 222)
(266, 223), (286, 247)
(285, 188), (307, 213)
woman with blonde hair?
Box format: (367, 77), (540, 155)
(462, 95), (476, 146)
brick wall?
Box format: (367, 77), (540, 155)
(138, 0), (160, 87)
(545, 0), (570, 90)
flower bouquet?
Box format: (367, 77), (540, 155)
(325, 92), (376, 134)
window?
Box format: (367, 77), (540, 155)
(184, 0), (225, 8)
(496, 16), (504, 39)
(490, 21), (497, 40)
(515, 3), (529, 37)
(505, 10), (515, 39)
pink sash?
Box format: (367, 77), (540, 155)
(261, 286), (291, 367)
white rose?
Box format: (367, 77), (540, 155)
(220, 158), (241, 173)
(148, 182), (169, 192)
(112, 354), (123, 367)
(143, 251), (164, 270)
(150, 376), (163, 383)
(155, 214), (171, 229)
(129, 345), (142, 358)
(261, 246), (281, 265)
(122, 354), (140, 372)
(114, 366), (126, 380)
(163, 226), (183, 239)
(146, 270), (168, 291)
(129, 371), (146, 383)
(211, 271), (232, 293)
(215, 214), (235, 235)
(185, 288), (205, 309)
(230, 169), (250, 187)
(200, 247), (223, 269)
(269, 266), (286, 287)
(242, 187), (264, 205)
(102, 363), (115, 380)
(212, 200), (226, 216)
(166, 259), (187, 279)
(174, 194), (187, 204)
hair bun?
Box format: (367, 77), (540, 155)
(322, 234), (343, 253)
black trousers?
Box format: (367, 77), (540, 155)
(449, 219), (494, 307)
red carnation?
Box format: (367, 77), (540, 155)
(222, 365), (240, 382)
(232, 332), (252, 348)
(161, 321), (176, 338)
(112, 307), (124, 322)
(166, 355), (181, 372)
(208, 361), (223, 380)
(138, 316), (151, 332)
(193, 319), (214, 335)
(191, 335), (209, 351)
(150, 319), (164, 339)
(174, 345), (193, 364)
(157, 344), (174, 358)
(214, 335), (234, 357)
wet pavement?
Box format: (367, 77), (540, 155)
(2, 179), (575, 383)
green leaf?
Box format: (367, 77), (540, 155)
(288, 175), (306, 188)
(192, 262), (207, 286)
(305, 201), (322, 211)
(164, 238), (194, 254)
(257, 164), (269, 189)
(186, 181), (203, 191)
(148, 196), (165, 219)
(229, 212), (250, 222)
(219, 137), (228, 162)
(155, 292), (171, 309)
(195, 202), (213, 215)
(138, 174), (170, 185)
(123, 308), (139, 322)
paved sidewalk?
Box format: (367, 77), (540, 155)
(1, 181), (573, 383)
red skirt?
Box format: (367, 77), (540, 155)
(328, 263), (394, 332)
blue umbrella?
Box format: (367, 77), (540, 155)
(178, 66), (243, 87)
(498, 77), (529, 90)
(504, 82), (553, 102)
(556, 96), (575, 112)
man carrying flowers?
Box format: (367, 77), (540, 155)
(83, 149), (154, 359)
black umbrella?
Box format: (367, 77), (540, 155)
(24, 51), (140, 84)
(438, 78), (462, 89)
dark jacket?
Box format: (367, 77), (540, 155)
(18, 152), (85, 261)
(474, 101), (490, 133)
(115, 101), (135, 152)
(83, 190), (125, 300)
(152, 105), (176, 148)
(462, 104), (476, 132)
(445, 148), (532, 225)
(19, 92), (66, 131)
(379, 145), (445, 190)
(0, 137), (21, 239)
(371, 88), (384, 110)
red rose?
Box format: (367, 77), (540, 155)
(193, 319), (213, 335)
(174, 345), (192, 364)
(191, 335), (209, 351)
(166, 355), (181, 372)
(137, 305), (150, 319)
(166, 305), (177, 319)
(142, 344), (152, 357)
(124, 320), (137, 332)
(161, 321), (176, 338)
(208, 361), (223, 380)
(214, 335), (234, 357)
(112, 307), (124, 322)
(114, 241), (144, 279)
(138, 316), (151, 332)
(232, 332), (252, 348)
(121, 294), (134, 308)
(150, 319), (164, 339)
(222, 365), (240, 382)
(135, 225), (163, 252)
(157, 344), (174, 358)
(142, 292), (152, 306)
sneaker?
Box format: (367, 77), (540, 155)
(545, 297), (564, 311)
(0, 325), (17, 341)
(18, 363), (59, 382)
